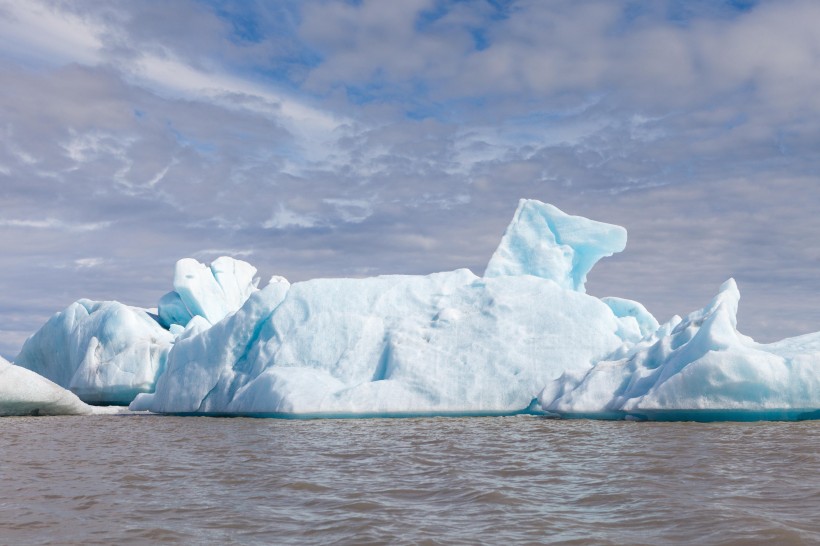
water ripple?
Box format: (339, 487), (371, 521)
(0, 416), (818, 544)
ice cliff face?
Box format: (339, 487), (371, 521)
(130, 199), (638, 415)
(8, 199), (820, 420)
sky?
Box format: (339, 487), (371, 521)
(2, 0), (820, 359)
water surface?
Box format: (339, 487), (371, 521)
(1, 415), (818, 544)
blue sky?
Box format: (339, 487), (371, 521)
(2, 0), (820, 358)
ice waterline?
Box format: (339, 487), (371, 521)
(5, 199), (820, 420)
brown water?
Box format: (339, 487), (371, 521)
(1, 415), (818, 545)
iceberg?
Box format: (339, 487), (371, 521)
(131, 199), (640, 415)
(0, 356), (119, 416)
(14, 300), (174, 404)
(541, 279), (820, 421)
(7, 198), (820, 420)
(132, 270), (632, 415)
(14, 256), (259, 405)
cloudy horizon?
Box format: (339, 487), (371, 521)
(2, 0), (820, 359)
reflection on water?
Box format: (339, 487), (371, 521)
(1, 415), (818, 545)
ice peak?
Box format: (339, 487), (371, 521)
(683, 277), (740, 334)
(158, 256), (259, 327)
(484, 199), (627, 292)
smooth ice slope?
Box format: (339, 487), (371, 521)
(132, 200), (637, 416)
(485, 199), (627, 292)
(158, 256), (258, 327)
(15, 300), (174, 404)
(541, 279), (820, 421)
(0, 356), (119, 416)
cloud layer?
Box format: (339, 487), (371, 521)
(2, 0), (820, 357)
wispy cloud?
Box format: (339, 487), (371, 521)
(263, 205), (321, 230)
(323, 198), (374, 224)
(74, 257), (105, 268)
(193, 249), (255, 259)
(0, 0), (348, 164)
(0, 218), (111, 232)
(0, 0), (103, 65)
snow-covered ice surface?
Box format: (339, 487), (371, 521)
(7, 199), (820, 420)
(0, 356), (120, 416)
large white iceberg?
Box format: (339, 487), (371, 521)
(131, 271), (632, 415)
(7, 199), (820, 420)
(540, 279), (820, 421)
(0, 356), (119, 416)
(132, 200), (641, 415)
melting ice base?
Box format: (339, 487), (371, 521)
(8, 199), (820, 420)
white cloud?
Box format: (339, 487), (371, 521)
(145, 161), (175, 188)
(263, 205), (321, 230)
(323, 198), (374, 223)
(0, 218), (111, 232)
(62, 130), (136, 165)
(74, 257), (104, 268)
(0, 0), (103, 65)
(0, 0), (349, 167)
(193, 249), (255, 259)
(128, 52), (349, 164)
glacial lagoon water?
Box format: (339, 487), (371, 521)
(1, 415), (818, 545)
